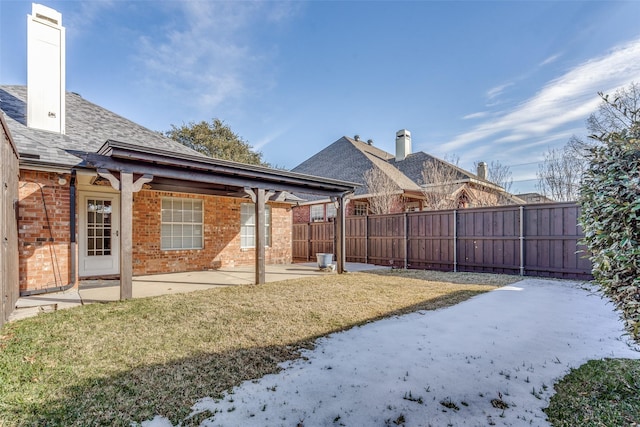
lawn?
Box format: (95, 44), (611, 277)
(0, 269), (514, 426)
(545, 358), (640, 426)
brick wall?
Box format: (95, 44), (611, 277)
(18, 170), (72, 292)
(17, 179), (293, 289)
(132, 190), (292, 275)
(293, 204), (310, 223)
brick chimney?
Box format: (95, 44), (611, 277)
(395, 129), (411, 161)
(477, 161), (488, 180)
(27, 3), (66, 134)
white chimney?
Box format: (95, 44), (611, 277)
(477, 161), (488, 180)
(27, 3), (66, 134)
(395, 129), (411, 161)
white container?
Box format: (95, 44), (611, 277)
(316, 253), (334, 269)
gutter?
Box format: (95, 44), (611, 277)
(19, 170), (77, 297)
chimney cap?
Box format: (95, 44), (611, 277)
(396, 129), (411, 139)
(477, 161), (488, 180)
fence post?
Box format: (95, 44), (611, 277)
(453, 209), (458, 273)
(403, 212), (408, 269)
(365, 214), (369, 264)
(307, 222), (311, 262)
(519, 205), (525, 276)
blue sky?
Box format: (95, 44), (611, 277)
(2, 1), (640, 194)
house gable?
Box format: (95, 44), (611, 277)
(292, 136), (420, 197)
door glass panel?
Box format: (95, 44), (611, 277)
(87, 199), (112, 256)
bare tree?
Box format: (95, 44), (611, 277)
(564, 82), (640, 158)
(363, 167), (402, 215)
(473, 160), (513, 192)
(536, 146), (583, 201)
(537, 82), (640, 201)
(588, 82), (640, 137)
(421, 155), (463, 210)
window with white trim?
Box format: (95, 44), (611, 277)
(353, 202), (368, 216)
(310, 204), (324, 222)
(241, 203), (271, 248)
(161, 198), (203, 250)
(326, 203), (337, 219)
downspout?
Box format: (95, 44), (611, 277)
(69, 170), (77, 286)
(20, 170), (76, 296)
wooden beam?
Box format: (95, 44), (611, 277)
(85, 154), (356, 198)
(97, 169), (120, 191)
(120, 172), (134, 300)
(254, 188), (266, 285)
(132, 174), (153, 192)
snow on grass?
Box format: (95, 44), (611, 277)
(142, 279), (639, 427)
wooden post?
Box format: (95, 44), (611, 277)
(365, 214), (368, 264)
(99, 170), (152, 300)
(453, 209), (458, 273)
(519, 205), (525, 276)
(254, 188), (266, 285)
(120, 171), (133, 300)
(307, 222), (311, 262)
(404, 212), (408, 269)
(336, 195), (346, 274)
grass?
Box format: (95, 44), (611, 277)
(0, 269), (515, 426)
(545, 358), (640, 426)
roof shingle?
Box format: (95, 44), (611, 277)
(0, 85), (201, 167)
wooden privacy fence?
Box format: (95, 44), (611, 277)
(1, 114), (19, 326)
(292, 202), (593, 280)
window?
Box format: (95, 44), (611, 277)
(405, 202), (421, 212)
(326, 202), (337, 219)
(353, 202), (368, 216)
(86, 199), (112, 256)
(310, 204), (324, 222)
(161, 198), (203, 250)
(241, 203), (271, 248)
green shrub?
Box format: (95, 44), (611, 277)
(579, 124), (640, 339)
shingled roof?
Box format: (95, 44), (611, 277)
(292, 136), (422, 197)
(0, 85), (201, 168)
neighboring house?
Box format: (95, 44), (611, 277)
(1, 4), (356, 307)
(515, 193), (555, 204)
(292, 130), (524, 223)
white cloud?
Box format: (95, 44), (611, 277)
(133, 2), (300, 111)
(65, 1), (116, 36)
(443, 37), (640, 154)
(486, 82), (514, 100)
(540, 53), (562, 66)
(462, 111), (489, 120)
(253, 125), (292, 151)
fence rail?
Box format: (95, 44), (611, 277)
(292, 202), (592, 280)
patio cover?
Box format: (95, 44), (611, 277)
(71, 140), (359, 299)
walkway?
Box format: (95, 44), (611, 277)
(10, 262), (385, 321)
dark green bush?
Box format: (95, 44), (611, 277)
(579, 124), (640, 339)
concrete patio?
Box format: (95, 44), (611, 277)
(10, 262), (386, 321)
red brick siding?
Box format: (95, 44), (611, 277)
(18, 170), (72, 292)
(18, 178), (293, 289)
(132, 190), (292, 275)
(294, 196), (422, 224)
(293, 204), (310, 223)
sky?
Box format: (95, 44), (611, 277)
(2, 1), (640, 194)
(139, 278), (639, 426)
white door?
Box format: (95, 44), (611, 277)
(79, 193), (120, 277)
